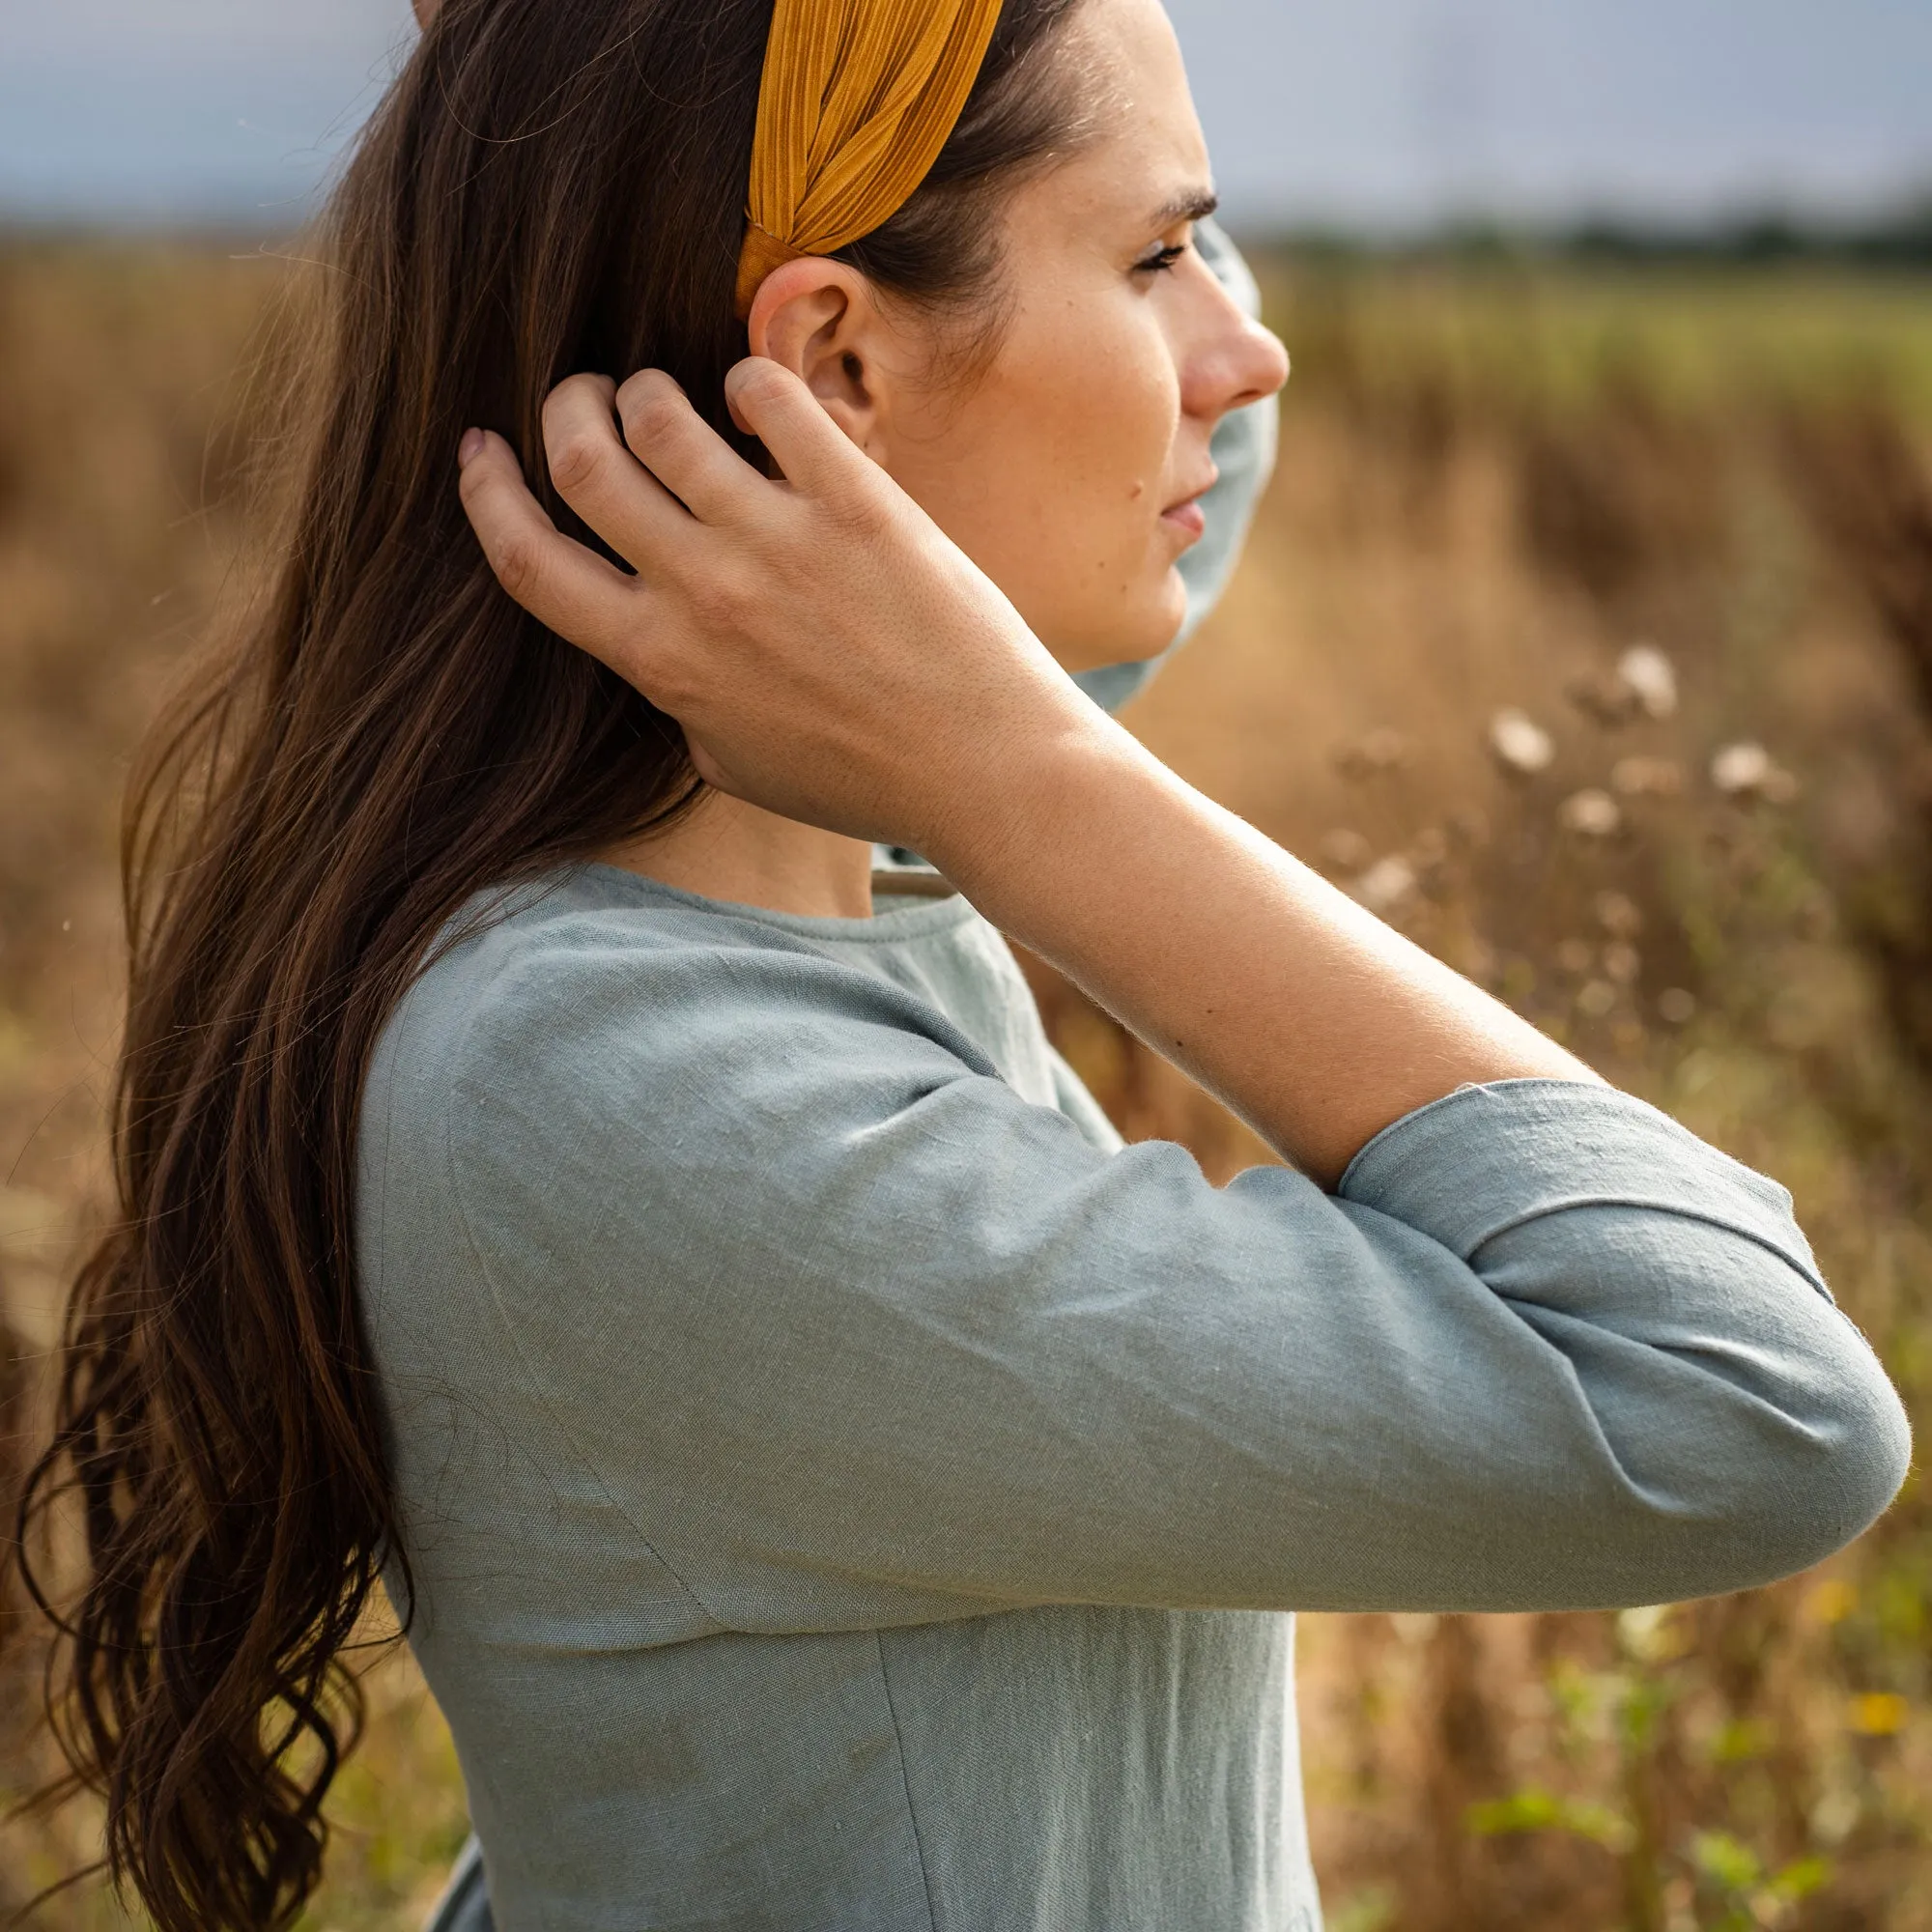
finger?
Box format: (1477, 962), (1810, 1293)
(722, 357), (872, 497)
(457, 430), (648, 665)
(616, 370), (766, 526)
(541, 374), (692, 564)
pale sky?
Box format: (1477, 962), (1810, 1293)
(2, 0), (1928, 229)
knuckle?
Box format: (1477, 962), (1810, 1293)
(490, 532), (544, 603)
(626, 395), (687, 451)
(829, 481), (890, 542)
(620, 367), (679, 411)
(547, 429), (607, 497)
(692, 554), (764, 629)
(734, 360), (790, 414)
(681, 568), (737, 631)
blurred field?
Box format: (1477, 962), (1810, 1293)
(1, 236), (1929, 1931)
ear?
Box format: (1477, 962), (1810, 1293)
(746, 259), (892, 458)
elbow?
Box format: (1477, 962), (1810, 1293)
(1624, 1312), (1914, 1601)
(1504, 1199), (1918, 1605)
(1741, 1337), (1913, 1578)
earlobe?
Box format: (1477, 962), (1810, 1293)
(745, 261), (884, 454)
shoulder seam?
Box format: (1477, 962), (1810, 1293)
(431, 897), (1000, 1072)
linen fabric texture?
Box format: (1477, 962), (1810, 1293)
(381, 225), (1909, 1931)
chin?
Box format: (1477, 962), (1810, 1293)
(1048, 573), (1189, 674)
(1117, 573), (1190, 663)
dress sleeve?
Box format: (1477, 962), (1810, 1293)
(439, 934), (1910, 1630)
(1071, 215), (1280, 716)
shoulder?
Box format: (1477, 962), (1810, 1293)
(363, 871), (1007, 1201)
(356, 872), (1128, 1362)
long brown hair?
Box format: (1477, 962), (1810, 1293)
(14, 1), (1089, 1924)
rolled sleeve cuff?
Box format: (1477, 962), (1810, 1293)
(1336, 1077), (1831, 1302)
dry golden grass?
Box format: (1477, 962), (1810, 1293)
(1, 238), (1929, 1931)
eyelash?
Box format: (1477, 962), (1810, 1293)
(1134, 242), (1190, 275)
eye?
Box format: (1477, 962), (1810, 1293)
(1133, 240), (1190, 276)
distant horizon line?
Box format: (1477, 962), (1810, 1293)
(4, 187), (1927, 261)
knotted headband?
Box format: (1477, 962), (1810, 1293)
(734, 0), (1007, 320)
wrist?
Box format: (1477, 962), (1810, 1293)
(921, 710), (1161, 914)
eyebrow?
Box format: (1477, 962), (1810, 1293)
(1152, 188), (1220, 227)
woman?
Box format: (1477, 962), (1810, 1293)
(21, 0), (1909, 1928)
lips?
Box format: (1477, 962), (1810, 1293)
(1160, 469), (1218, 539)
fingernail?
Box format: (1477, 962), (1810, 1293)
(458, 428), (486, 468)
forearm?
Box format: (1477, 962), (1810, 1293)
(930, 725), (1601, 1187)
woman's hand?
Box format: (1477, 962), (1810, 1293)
(460, 358), (1597, 1185)
(457, 362), (1108, 859)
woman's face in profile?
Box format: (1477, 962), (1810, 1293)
(430, 0), (1291, 676)
(858, 0), (1290, 672)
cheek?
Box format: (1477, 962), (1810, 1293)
(1019, 328), (1185, 660)
(1035, 330), (1176, 527)
(988, 320), (1179, 587)
(885, 312), (1184, 659)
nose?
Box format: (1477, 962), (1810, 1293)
(1180, 270), (1291, 425)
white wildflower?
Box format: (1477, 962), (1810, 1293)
(1350, 856), (1418, 915)
(1318, 828), (1373, 874)
(1618, 1604), (1680, 1663)
(1559, 788), (1622, 838)
(1617, 644), (1678, 720)
(1711, 742), (1773, 795)
(1603, 942), (1641, 985)
(1490, 708), (1554, 776)
(1710, 744), (1800, 801)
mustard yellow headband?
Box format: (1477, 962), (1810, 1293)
(734, 0), (1007, 320)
